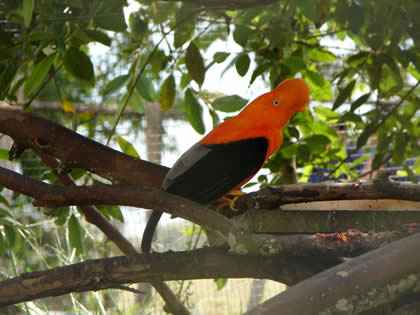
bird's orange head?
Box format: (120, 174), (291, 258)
(240, 78), (310, 128)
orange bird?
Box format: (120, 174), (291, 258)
(141, 78), (310, 253)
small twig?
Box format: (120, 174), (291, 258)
(23, 64), (63, 110)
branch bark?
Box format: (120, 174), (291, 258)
(0, 247), (335, 307)
(0, 102), (168, 187)
(235, 178), (420, 210)
(31, 148), (190, 315)
(245, 231), (420, 315)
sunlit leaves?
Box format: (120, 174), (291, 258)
(23, 0), (35, 27)
(212, 95), (248, 113)
(159, 75), (176, 112)
(117, 136), (140, 159)
(24, 53), (55, 97)
(64, 47), (94, 84)
(184, 88), (205, 134)
(313, 106), (340, 123)
(214, 278), (228, 290)
(305, 70), (332, 101)
(186, 42), (205, 86)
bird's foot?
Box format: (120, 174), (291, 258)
(215, 190), (246, 212)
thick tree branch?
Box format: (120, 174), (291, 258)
(245, 230), (420, 315)
(1, 166), (418, 258)
(31, 148), (190, 315)
(235, 209), (420, 233)
(0, 102), (168, 187)
(0, 247), (336, 307)
(235, 177), (420, 210)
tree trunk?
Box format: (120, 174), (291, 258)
(138, 101), (164, 304)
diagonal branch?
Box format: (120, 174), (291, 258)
(1, 166), (418, 257)
(0, 247), (336, 307)
(0, 102), (168, 187)
(245, 230), (420, 315)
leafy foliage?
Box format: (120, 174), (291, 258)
(1, 0), (420, 311)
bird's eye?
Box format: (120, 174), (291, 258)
(273, 100), (280, 106)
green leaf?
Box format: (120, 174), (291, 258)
(304, 134), (330, 155)
(24, 53), (55, 97)
(350, 155), (370, 169)
(68, 215), (84, 254)
(186, 42), (205, 86)
(0, 232), (5, 258)
(313, 106), (340, 122)
(233, 25), (251, 47)
(295, 0), (317, 21)
(184, 88), (205, 134)
(350, 93), (371, 112)
(103, 74), (129, 96)
(282, 56), (307, 75)
(153, 2), (176, 24)
(306, 48), (337, 62)
(84, 29), (111, 46)
(357, 122), (376, 148)
(129, 13), (148, 41)
(0, 208), (12, 217)
(214, 278), (228, 290)
(305, 70), (332, 101)
(213, 52), (230, 64)
(23, 0), (35, 27)
(117, 136), (140, 158)
(174, 6), (196, 48)
(0, 149), (8, 160)
(212, 95), (248, 113)
(94, 5), (127, 32)
(0, 195), (10, 208)
(159, 75), (176, 112)
(107, 205), (124, 222)
(414, 158), (420, 175)
(126, 89), (145, 115)
(64, 47), (95, 84)
(136, 76), (155, 102)
(236, 54), (250, 77)
(4, 225), (21, 251)
(333, 80), (356, 110)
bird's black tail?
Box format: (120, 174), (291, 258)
(141, 210), (163, 253)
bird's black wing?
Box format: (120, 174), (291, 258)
(162, 137), (269, 203)
(141, 137), (268, 253)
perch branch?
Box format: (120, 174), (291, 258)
(0, 102), (168, 187)
(0, 247), (350, 307)
(31, 148), (190, 315)
(235, 177), (420, 210)
(1, 166), (418, 258)
(245, 229), (420, 315)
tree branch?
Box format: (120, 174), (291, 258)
(235, 177), (420, 210)
(245, 230), (420, 315)
(1, 166), (418, 258)
(0, 247), (335, 307)
(0, 102), (168, 187)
